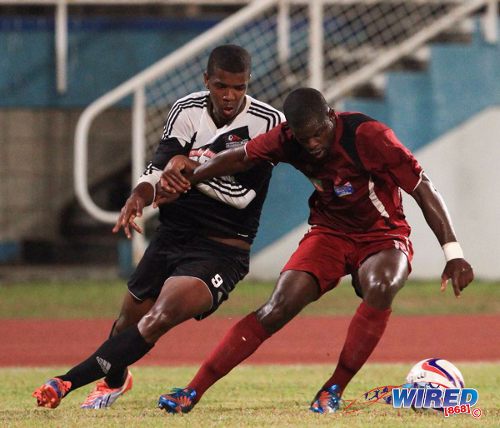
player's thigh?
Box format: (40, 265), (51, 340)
(351, 231), (412, 298)
(138, 276), (213, 342)
(173, 239), (250, 320)
(357, 248), (410, 303)
(147, 276), (213, 325)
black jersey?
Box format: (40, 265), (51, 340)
(138, 91), (284, 243)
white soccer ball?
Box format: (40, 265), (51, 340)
(406, 358), (465, 389)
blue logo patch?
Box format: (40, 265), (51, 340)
(334, 182), (354, 197)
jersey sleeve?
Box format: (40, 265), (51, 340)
(356, 123), (423, 193)
(245, 123), (287, 165)
(137, 99), (195, 187)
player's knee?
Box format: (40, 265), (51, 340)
(257, 296), (296, 333)
(113, 317), (127, 335)
(115, 297), (152, 335)
(114, 311), (140, 335)
(139, 307), (180, 339)
(363, 276), (402, 307)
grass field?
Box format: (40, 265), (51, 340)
(2, 364), (498, 427)
(1, 279), (499, 427)
(1, 279), (499, 318)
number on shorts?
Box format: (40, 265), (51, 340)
(211, 274), (224, 288)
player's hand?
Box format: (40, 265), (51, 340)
(153, 182), (181, 208)
(440, 258), (474, 297)
(112, 193), (147, 239)
(160, 155), (198, 193)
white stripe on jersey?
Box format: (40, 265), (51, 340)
(368, 176), (390, 218)
(196, 181), (257, 209)
(161, 93), (208, 142)
(210, 177), (253, 197)
(248, 102), (282, 131)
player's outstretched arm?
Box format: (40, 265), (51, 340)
(112, 182), (154, 239)
(190, 146), (256, 184)
(410, 173), (474, 297)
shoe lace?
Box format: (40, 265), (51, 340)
(84, 380), (113, 401)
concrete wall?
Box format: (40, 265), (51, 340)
(0, 108), (131, 242)
(403, 107), (500, 280)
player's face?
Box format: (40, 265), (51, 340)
(292, 110), (336, 161)
(204, 67), (249, 127)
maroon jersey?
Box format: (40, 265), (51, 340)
(244, 112), (423, 233)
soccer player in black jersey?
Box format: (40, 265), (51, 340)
(33, 44), (284, 410)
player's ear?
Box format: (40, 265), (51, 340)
(203, 72), (209, 89)
(328, 108), (337, 123)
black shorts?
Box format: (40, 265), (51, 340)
(127, 225), (249, 320)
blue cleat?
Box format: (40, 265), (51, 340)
(158, 387), (197, 414)
(310, 385), (342, 414)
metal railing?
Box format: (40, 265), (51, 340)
(325, 0), (497, 101)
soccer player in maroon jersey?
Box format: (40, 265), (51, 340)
(157, 87), (474, 414)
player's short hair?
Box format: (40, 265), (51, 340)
(206, 44), (251, 77)
(283, 87), (330, 129)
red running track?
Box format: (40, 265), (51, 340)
(1, 315), (499, 366)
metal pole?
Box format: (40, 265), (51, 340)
(309, 0), (323, 90)
(55, 0), (68, 93)
(277, 0), (290, 65)
(131, 87), (148, 265)
(482, 0), (498, 43)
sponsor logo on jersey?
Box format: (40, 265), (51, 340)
(226, 134), (249, 149)
(334, 181), (354, 197)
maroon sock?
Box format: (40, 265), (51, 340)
(188, 312), (270, 401)
(323, 301), (391, 394)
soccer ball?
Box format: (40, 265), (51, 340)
(405, 358), (464, 412)
(406, 358), (465, 388)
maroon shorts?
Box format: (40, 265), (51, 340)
(282, 224), (413, 295)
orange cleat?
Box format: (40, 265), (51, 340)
(81, 370), (133, 409)
(33, 378), (72, 409)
